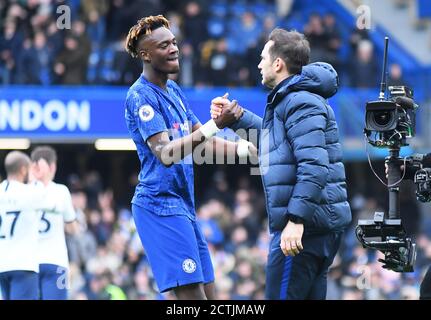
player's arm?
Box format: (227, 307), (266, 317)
(191, 123), (257, 160)
(65, 220), (80, 235)
(192, 123), (237, 157)
(147, 120), (219, 167)
(210, 95), (263, 147)
(62, 186), (80, 235)
(130, 92), (230, 166)
(285, 104), (329, 224)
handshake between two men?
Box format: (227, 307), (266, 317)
(210, 93), (259, 162)
(209, 93), (305, 257)
(210, 93), (244, 129)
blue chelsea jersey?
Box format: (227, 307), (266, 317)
(125, 75), (200, 219)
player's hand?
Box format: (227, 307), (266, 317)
(211, 94), (244, 129)
(248, 143), (258, 160)
(211, 93), (230, 119)
(280, 221), (304, 256)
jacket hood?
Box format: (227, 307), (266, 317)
(277, 62), (339, 99)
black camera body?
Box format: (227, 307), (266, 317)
(365, 86), (417, 147)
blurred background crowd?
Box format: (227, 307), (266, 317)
(58, 162), (431, 300)
(1, 0), (428, 87)
(1, 0), (431, 300)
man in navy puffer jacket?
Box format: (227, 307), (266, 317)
(211, 28), (352, 300)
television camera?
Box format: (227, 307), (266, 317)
(356, 37), (426, 272)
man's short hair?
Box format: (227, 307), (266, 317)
(31, 146), (57, 165)
(125, 15), (170, 58)
(4, 151), (30, 176)
(268, 28), (310, 75)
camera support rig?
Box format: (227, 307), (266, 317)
(356, 37), (417, 272)
(356, 144), (416, 272)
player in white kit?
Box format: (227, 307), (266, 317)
(0, 151), (64, 300)
(30, 146), (78, 300)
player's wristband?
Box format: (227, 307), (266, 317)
(200, 119), (220, 139)
(237, 139), (253, 158)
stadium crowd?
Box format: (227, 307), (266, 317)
(0, 0), (410, 88)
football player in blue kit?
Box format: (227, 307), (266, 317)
(124, 15), (256, 299)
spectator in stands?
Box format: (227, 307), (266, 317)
(322, 13), (341, 70)
(112, 35), (142, 85)
(207, 38), (233, 86)
(304, 13), (328, 62)
(348, 39), (379, 88)
(81, 0), (110, 50)
(17, 32), (52, 85)
(54, 34), (90, 84)
(66, 189), (98, 273)
(128, 266), (158, 299)
(0, 18), (22, 84)
(201, 170), (234, 208)
(178, 42), (195, 87)
(182, 1), (208, 52)
(388, 63), (407, 86)
(106, 0), (132, 43)
(349, 27), (370, 53)
(197, 204), (224, 246)
(229, 11), (262, 56)
(71, 20), (92, 59)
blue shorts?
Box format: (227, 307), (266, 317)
(0, 271), (39, 300)
(132, 204), (215, 293)
(39, 264), (68, 300)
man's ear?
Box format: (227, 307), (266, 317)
(21, 165), (29, 179)
(140, 49), (150, 63)
(274, 58), (285, 73)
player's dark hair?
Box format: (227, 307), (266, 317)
(125, 15), (170, 59)
(31, 146), (57, 165)
(4, 151), (30, 176)
(268, 29), (310, 75)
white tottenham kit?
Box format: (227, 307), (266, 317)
(37, 182), (76, 269)
(0, 180), (64, 273)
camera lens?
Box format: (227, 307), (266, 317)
(374, 111), (393, 127)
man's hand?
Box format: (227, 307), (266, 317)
(280, 221), (304, 256)
(248, 143), (258, 160)
(210, 93), (244, 129)
(211, 93), (230, 119)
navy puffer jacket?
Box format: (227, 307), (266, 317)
(231, 62), (352, 234)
